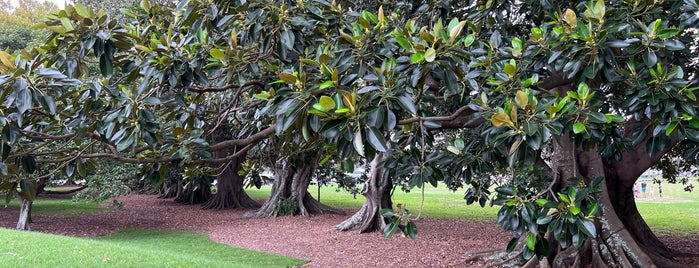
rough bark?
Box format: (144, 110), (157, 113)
(157, 168), (183, 199)
(336, 152), (393, 233)
(201, 150), (259, 209)
(16, 195), (32, 230)
(243, 154), (343, 218)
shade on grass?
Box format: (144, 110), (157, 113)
(0, 228), (306, 267)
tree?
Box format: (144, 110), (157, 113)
(0, 0), (57, 51)
(1, 0), (698, 267)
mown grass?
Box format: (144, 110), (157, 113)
(2, 198), (107, 216)
(634, 180), (699, 236)
(0, 228), (306, 267)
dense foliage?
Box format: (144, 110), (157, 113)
(1, 0), (698, 266)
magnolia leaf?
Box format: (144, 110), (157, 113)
(526, 233), (537, 251)
(564, 9), (577, 27)
(492, 112), (513, 128)
(353, 130), (364, 156)
(573, 122), (586, 134)
(425, 48), (436, 62)
(318, 96), (335, 111)
(209, 48), (225, 60)
(411, 52), (425, 63)
(0, 51), (15, 68)
(366, 127), (388, 152)
(515, 90), (528, 108)
(448, 20), (467, 44)
(279, 73), (297, 84)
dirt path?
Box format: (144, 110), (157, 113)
(1, 194), (697, 267)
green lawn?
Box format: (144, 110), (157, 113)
(634, 180), (699, 236)
(247, 184), (500, 222)
(0, 228), (306, 267)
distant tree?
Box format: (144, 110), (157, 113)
(0, 0), (56, 51)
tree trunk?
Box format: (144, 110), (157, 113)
(16, 195), (32, 230)
(243, 154), (342, 218)
(202, 150), (259, 209)
(174, 182), (212, 205)
(468, 145), (689, 267)
(336, 152), (393, 233)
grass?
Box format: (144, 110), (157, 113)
(0, 228), (306, 267)
(248, 185), (500, 222)
(2, 197), (107, 216)
(634, 179), (699, 236)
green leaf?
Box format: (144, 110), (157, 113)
(405, 221), (418, 239)
(380, 208), (394, 217)
(14, 79), (30, 114)
(209, 48), (225, 60)
(353, 130), (364, 156)
(99, 53), (113, 77)
(588, 112), (608, 124)
(384, 222), (399, 238)
(515, 90), (528, 108)
(318, 96), (335, 111)
(665, 122), (678, 136)
(506, 237), (519, 253)
(577, 219), (596, 238)
(535, 199), (550, 207)
(395, 37), (411, 50)
(397, 95), (417, 115)
(570, 206), (581, 215)
(366, 127), (388, 152)
(279, 73), (297, 84)
(411, 52), (425, 63)
(319, 80), (334, 89)
(424, 48), (436, 62)
(573, 123), (586, 134)
(504, 64), (516, 77)
(525, 233), (537, 251)
(281, 29), (295, 50)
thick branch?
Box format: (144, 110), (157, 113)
(188, 80), (264, 93)
(398, 106), (484, 129)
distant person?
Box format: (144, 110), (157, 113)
(649, 184), (655, 199)
(641, 181), (647, 198)
(633, 182), (640, 198)
(657, 181), (663, 198)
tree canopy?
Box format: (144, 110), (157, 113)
(1, 0), (698, 266)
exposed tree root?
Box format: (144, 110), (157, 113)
(337, 152), (392, 233)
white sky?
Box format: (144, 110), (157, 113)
(9, 0), (73, 8)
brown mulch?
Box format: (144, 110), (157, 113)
(1, 194), (698, 267)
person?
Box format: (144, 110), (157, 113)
(658, 181), (663, 198)
(633, 182), (640, 198)
(649, 184), (655, 199)
(641, 181), (647, 198)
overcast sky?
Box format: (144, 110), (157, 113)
(9, 0), (72, 8)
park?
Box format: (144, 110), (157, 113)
(1, 0), (699, 267)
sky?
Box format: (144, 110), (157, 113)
(8, 0), (72, 8)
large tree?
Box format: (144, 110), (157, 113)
(1, 0), (698, 267)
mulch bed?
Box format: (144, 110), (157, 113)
(1, 194), (697, 267)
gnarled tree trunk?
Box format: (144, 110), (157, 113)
(336, 152), (393, 233)
(243, 154), (342, 218)
(16, 195), (32, 230)
(202, 149), (259, 209)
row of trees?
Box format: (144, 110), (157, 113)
(1, 0), (698, 267)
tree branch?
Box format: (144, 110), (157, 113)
(188, 80), (264, 93)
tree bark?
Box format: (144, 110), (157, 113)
(202, 150), (259, 209)
(16, 195), (32, 230)
(336, 152), (393, 233)
(243, 154), (342, 218)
